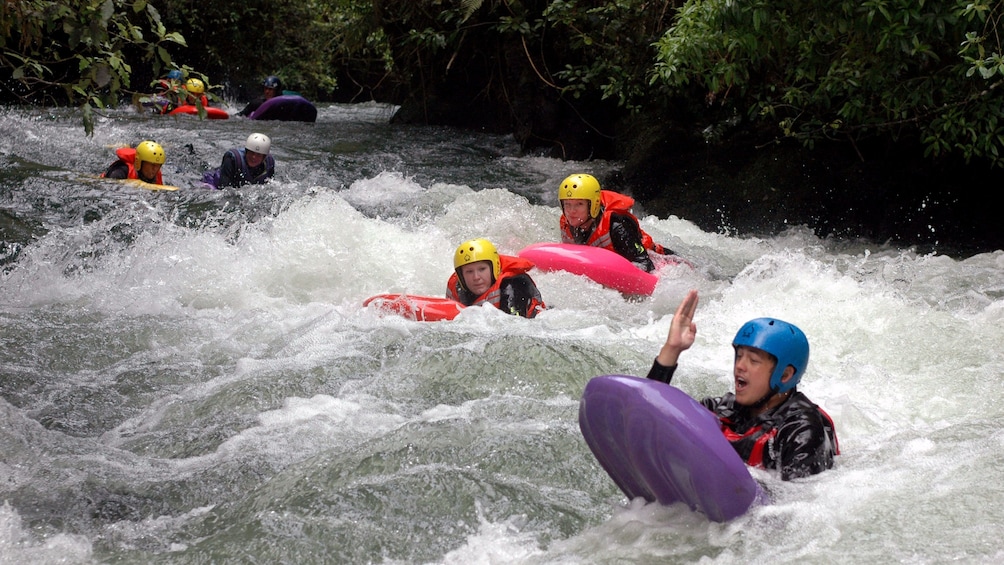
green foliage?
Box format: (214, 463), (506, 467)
(324, 0), (396, 77)
(346, 0), (496, 99)
(353, 0), (676, 113)
(155, 0), (341, 98)
(4, 0), (1000, 167)
(152, 0), (407, 101)
(651, 0), (1004, 166)
(542, 0), (677, 112)
(1, 0), (188, 134)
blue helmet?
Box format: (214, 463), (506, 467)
(167, 70), (183, 80)
(732, 318), (809, 394)
(262, 75), (282, 90)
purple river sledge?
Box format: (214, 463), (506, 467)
(578, 374), (766, 522)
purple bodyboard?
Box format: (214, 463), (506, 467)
(248, 95), (317, 122)
(579, 374), (765, 522)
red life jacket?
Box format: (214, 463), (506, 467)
(156, 89), (207, 114)
(152, 82), (186, 114)
(560, 190), (664, 253)
(446, 255), (544, 314)
(719, 418), (777, 468)
(101, 147), (164, 185)
(719, 406), (840, 469)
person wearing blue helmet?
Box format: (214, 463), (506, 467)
(237, 75), (284, 117)
(146, 69), (187, 113)
(646, 290), (839, 480)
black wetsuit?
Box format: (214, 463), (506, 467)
(566, 213), (662, 272)
(216, 148), (275, 188)
(103, 161), (132, 179)
(449, 274), (546, 319)
(237, 96), (266, 117)
(103, 161), (158, 184)
(646, 360), (838, 480)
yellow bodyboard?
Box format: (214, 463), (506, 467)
(118, 178), (180, 192)
(80, 174), (181, 192)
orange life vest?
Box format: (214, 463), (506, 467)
(101, 147), (164, 185)
(446, 255), (545, 317)
(560, 190), (664, 253)
(720, 405), (839, 470)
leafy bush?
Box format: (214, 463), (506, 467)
(0, 0), (187, 133)
(650, 0), (1004, 165)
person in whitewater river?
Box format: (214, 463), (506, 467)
(101, 140), (166, 185)
(558, 173), (678, 273)
(182, 78), (210, 108)
(446, 238), (546, 319)
(149, 69), (186, 113)
(201, 133), (275, 189)
(156, 69), (185, 92)
(146, 74), (210, 114)
(647, 290), (839, 480)
(237, 75), (283, 117)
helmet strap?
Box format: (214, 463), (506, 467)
(569, 218), (595, 240)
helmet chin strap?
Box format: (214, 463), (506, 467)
(569, 217), (595, 238)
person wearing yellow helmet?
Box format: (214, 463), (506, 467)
(201, 133), (276, 189)
(101, 141), (166, 185)
(144, 73), (211, 113)
(183, 78), (210, 107)
(446, 238), (546, 318)
(558, 173), (677, 273)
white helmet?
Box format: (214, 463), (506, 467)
(245, 133), (271, 155)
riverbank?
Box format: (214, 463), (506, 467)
(614, 128), (1004, 258)
(388, 86), (1003, 258)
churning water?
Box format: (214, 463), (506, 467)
(1, 100), (1003, 564)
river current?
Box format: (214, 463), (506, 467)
(1, 102), (1003, 564)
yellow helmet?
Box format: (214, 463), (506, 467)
(186, 78), (205, 94)
(558, 173), (602, 218)
(135, 141), (166, 165)
(454, 238), (501, 289)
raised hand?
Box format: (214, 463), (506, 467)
(656, 289), (699, 367)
